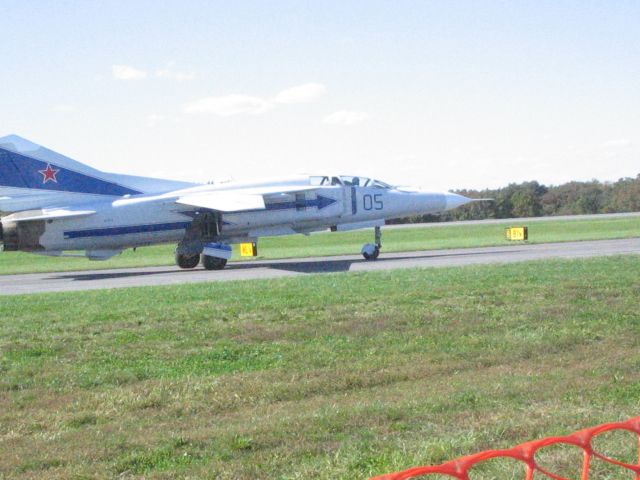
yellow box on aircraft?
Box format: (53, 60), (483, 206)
(505, 226), (528, 241)
(240, 242), (258, 257)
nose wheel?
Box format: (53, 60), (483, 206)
(361, 226), (382, 260)
(362, 244), (380, 260)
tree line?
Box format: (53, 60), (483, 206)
(393, 174), (640, 223)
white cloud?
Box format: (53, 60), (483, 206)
(601, 138), (631, 148)
(185, 83), (326, 116)
(112, 65), (148, 80)
(52, 104), (75, 113)
(146, 114), (167, 127)
(323, 110), (370, 126)
(156, 68), (196, 81)
(185, 94), (271, 116)
(112, 63), (195, 81)
(272, 83), (326, 104)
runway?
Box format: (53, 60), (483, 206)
(1, 237), (638, 296)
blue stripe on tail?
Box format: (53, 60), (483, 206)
(0, 147), (141, 196)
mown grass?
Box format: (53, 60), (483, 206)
(0, 215), (639, 275)
(1, 256), (639, 478)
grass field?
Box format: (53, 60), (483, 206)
(1, 215), (639, 275)
(1, 255), (639, 478)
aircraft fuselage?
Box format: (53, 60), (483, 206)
(0, 177), (466, 259)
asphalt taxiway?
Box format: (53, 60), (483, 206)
(1, 238), (638, 295)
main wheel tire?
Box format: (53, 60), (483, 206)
(201, 255), (228, 270)
(176, 253), (200, 269)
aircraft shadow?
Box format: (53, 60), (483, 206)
(52, 248), (520, 281)
(51, 269), (181, 281)
(237, 248), (518, 274)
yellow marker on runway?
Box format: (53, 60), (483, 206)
(505, 226), (528, 241)
(240, 242), (258, 257)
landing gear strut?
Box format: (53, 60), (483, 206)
(361, 226), (382, 260)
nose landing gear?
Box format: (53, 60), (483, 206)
(361, 226), (382, 260)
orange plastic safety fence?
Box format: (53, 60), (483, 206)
(371, 417), (640, 480)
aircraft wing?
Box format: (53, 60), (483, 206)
(176, 192), (266, 212)
(175, 185), (319, 212)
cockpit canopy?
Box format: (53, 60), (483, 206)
(309, 175), (393, 189)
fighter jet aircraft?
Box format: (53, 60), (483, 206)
(0, 135), (478, 269)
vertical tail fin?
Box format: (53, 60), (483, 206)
(0, 134), (199, 213)
(0, 135), (142, 197)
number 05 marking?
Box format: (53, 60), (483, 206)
(363, 194), (383, 210)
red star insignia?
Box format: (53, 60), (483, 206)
(39, 163), (60, 184)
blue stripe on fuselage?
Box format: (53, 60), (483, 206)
(64, 222), (191, 239)
(263, 195), (337, 211)
(0, 147), (141, 196)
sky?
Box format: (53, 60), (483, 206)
(1, 0), (638, 190)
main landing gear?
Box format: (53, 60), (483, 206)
(201, 255), (227, 270)
(361, 226), (382, 260)
(176, 252), (200, 269)
(175, 252), (229, 270)
(176, 240), (231, 270)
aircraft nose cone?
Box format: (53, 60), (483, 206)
(444, 192), (473, 210)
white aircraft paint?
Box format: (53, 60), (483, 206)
(0, 135), (480, 269)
